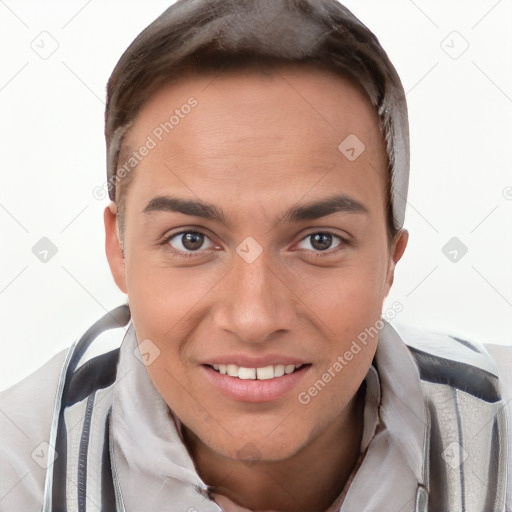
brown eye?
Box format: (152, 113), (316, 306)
(296, 232), (343, 252)
(167, 231), (214, 253)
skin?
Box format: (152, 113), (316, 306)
(105, 64), (408, 511)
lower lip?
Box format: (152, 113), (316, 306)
(201, 365), (311, 403)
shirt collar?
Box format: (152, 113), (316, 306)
(338, 320), (426, 511)
(111, 323), (211, 491)
(111, 319), (426, 511)
(379, 320), (426, 482)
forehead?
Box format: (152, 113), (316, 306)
(121, 64), (388, 216)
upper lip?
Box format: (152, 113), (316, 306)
(201, 354), (309, 368)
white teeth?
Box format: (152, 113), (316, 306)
(238, 367), (256, 380)
(211, 363), (303, 379)
(274, 364), (285, 377)
(284, 365), (295, 375)
(227, 364), (238, 377)
(256, 365), (274, 380)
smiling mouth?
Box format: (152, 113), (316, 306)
(206, 363), (309, 380)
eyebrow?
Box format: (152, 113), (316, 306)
(142, 193), (369, 226)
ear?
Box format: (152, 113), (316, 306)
(384, 229), (408, 297)
(104, 202), (127, 294)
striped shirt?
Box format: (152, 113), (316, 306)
(1, 305), (510, 511)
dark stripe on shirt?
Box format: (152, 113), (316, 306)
(101, 408), (117, 511)
(408, 346), (501, 402)
(78, 392), (96, 512)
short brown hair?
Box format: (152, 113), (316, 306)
(105, 0), (409, 242)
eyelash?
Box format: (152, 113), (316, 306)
(160, 230), (349, 259)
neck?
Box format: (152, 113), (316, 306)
(183, 383), (366, 512)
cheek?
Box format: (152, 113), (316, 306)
(123, 246), (216, 334)
(295, 276), (382, 423)
(298, 257), (389, 332)
(294, 251), (388, 391)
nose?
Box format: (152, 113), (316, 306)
(212, 245), (297, 344)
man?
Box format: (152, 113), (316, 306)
(1, 1), (510, 511)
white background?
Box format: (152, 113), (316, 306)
(0, 0), (511, 391)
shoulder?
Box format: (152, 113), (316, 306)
(0, 347), (69, 511)
(0, 305), (131, 511)
(485, 343), (512, 388)
(392, 323), (505, 401)
(391, 323), (511, 506)
(1, 347), (70, 439)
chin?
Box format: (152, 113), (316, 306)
(222, 429), (309, 463)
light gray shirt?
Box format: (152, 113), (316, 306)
(1, 320), (511, 511)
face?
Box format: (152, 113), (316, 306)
(105, 65), (407, 464)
